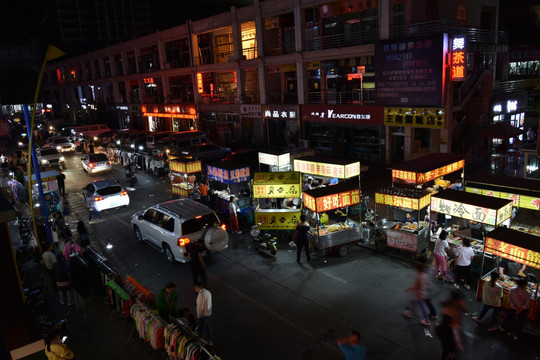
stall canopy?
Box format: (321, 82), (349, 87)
(484, 227), (540, 270)
(431, 189), (513, 226)
(253, 172), (301, 198)
(303, 182), (360, 213)
(375, 187), (432, 210)
(258, 150), (291, 170)
(294, 156), (361, 179)
(475, 121), (527, 139)
(391, 153), (464, 185)
(206, 162), (250, 184)
(465, 174), (540, 210)
(169, 159), (202, 174)
(25, 170), (59, 185)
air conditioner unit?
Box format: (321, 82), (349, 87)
(299, 139), (310, 148)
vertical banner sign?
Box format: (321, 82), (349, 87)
(451, 36), (467, 81)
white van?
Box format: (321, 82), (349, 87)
(72, 124), (111, 140)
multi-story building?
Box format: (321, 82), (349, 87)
(42, 0), (515, 166)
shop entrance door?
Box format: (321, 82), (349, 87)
(392, 131), (405, 164)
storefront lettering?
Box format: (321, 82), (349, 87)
(485, 237), (540, 269)
(471, 207), (487, 222)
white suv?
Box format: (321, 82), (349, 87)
(130, 199), (229, 264)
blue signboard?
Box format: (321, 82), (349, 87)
(207, 164), (250, 184)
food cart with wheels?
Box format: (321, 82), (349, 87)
(373, 186), (432, 254)
(169, 158), (202, 198)
(253, 171), (302, 241)
(464, 174), (540, 236)
(25, 170), (62, 218)
(477, 227), (540, 324)
(206, 161), (251, 219)
(430, 189), (513, 272)
(303, 182), (362, 257)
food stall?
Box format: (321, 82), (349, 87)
(374, 186), (432, 254)
(303, 181), (362, 256)
(253, 171), (302, 238)
(391, 153), (465, 189)
(464, 174), (540, 236)
(430, 189), (513, 268)
(258, 148), (315, 172)
(25, 170), (62, 217)
(206, 161), (251, 216)
(169, 158), (202, 198)
(477, 227), (540, 323)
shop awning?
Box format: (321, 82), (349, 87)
(258, 150), (290, 168)
(465, 174), (540, 210)
(484, 227), (540, 270)
(390, 153), (464, 185)
(375, 186), (432, 210)
(303, 181), (360, 212)
(25, 170), (59, 185)
(294, 156), (361, 179)
(431, 189), (513, 226)
(169, 159), (202, 174)
(206, 161), (250, 184)
(253, 172), (301, 198)
(475, 121), (526, 139)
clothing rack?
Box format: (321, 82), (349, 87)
(130, 300), (166, 349)
(166, 317), (220, 360)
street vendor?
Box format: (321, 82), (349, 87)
(403, 212), (416, 223)
(335, 207), (348, 223)
(498, 258), (527, 280)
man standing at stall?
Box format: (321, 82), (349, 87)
(195, 281), (213, 344)
(293, 214), (311, 263)
(56, 169), (66, 197)
(229, 195), (241, 234)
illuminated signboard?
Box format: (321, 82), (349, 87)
(172, 185), (191, 198)
(384, 107), (445, 129)
(294, 159), (360, 179)
(254, 209), (302, 230)
(169, 160), (202, 174)
(302, 105), (383, 125)
(465, 187), (540, 210)
(253, 172), (301, 198)
(485, 237), (540, 270)
(430, 197), (513, 226)
(258, 152), (290, 167)
(391, 160), (464, 185)
(387, 229), (418, 252)
(206, 165), (250, 184)
(375, 192), (431, 210)
(451, 36), (467, 81)
(142, 104), (197, 119)
(303, 189), (361, 212)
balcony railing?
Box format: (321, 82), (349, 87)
(198, 93), (238, 104)
(305, 28), (378, 51)
(266, 90), (375, 105)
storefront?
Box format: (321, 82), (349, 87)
(141, 104), (198, 132)
(240, 104), (263, 147)
(301, 105), (384, 162)
(478, 227), (540, 323)
(169, 159), (202, 198)
(261, 104), (300, 149)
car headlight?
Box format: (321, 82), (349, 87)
(116, 140), (121, 145)
(138, 145), (143, 151)
(56, 146), (62, 150)
(60, 156), (65, 161)
(18, 142), (23, 147)
(93, 136), (98, 141)
(41, 159), (48, 164)
(130, 144), (135, 148)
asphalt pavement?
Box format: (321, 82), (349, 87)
(7, 141), (540, 360)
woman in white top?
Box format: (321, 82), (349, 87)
(434, 230), (450, 281)
(472, 272), (503, 331)
(453, 238), (475, 290)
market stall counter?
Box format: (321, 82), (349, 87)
(25, 170), (62, 218)
(477, 227), (540, 323)
(169, 158), (202, 198)
(303, 181), (362, 256)
(206, 161), (251, 217)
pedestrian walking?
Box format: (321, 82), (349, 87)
(188, 239), (207, 286)
(42, 242), (57, 291)
(229, 195), (241, 234)
(53, 252), (74, 305)
(76, 220), (90, 247)
(56, 169), (66, 197)
(436, 314), (456, 360)
(88, 141), (95, 154)
(434, 230), (450, 282)
(194, 281), (212, 343)
(337, 330), (366, 360)
(472, 272), (503, 331)
(293, 214), (311, 263)
(441, 289), (467, 352)
(88, 199), (101, 222)
(421, 262), (438, 320)
(500, 277), (530, 340)
(403, 262), (431, 326)
(453, 238), (474, 290)
(44, 326), (74, 360)
(63, 237), (82, 262)
(157, 281), (178, 321)
(199, 180), (209, 205)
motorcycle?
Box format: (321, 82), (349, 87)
(250, 222), (277, 256)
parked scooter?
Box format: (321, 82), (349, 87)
(250, 222), (277, 256)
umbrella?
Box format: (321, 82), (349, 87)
(475, 121), (526, 139)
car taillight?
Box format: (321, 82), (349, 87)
(120, 191), (128, 196)
(107, 161), (111, 165)
(94, 196), (104, 201)
(177, 238), (191, 247)
(220, 224), (227, 231)
(89, 163), (95, 168)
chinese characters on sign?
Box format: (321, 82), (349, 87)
(206, 165), (250, 184)
(387, 229), (418, 252)
(294, 159), (360, 179)
(253, 171), (301, 199)
(258, 152), (291, 167)
(254, 210), (302, 230)
(392, 160), (464, 185)
(465, 187), (540, 210)
(384, 107), (445, 129)
(172, 186), (190, 198)
(169, 160), (202, 174)
(303, 189), (361, 212)
(485, 237), (540, 270)
(142, 104), (197, 119)
(451, 36), (467, 81)
(375, 192), (431, 210)
(430, 197), (512, 226)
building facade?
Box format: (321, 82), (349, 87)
(42, 0), (511, 165)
